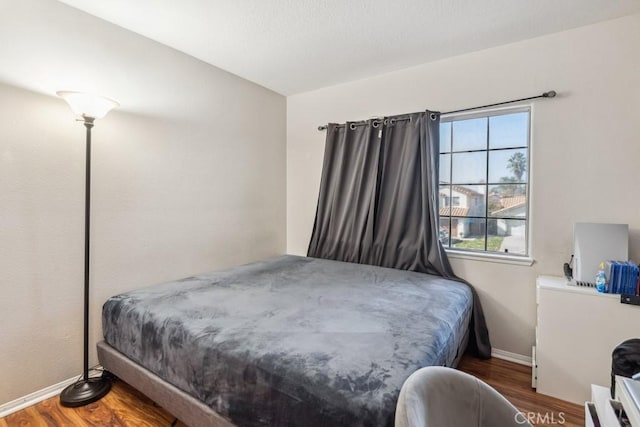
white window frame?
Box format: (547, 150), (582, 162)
(439, 105), (534, 266)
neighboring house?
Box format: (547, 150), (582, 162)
(440, 190), (526, 238)
(489, 195), (527, 236)
(439, 186), (484, 238)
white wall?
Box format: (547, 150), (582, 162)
(287, 14), (640, 357)
(0, 1), (285, 405)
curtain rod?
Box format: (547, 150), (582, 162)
(441, 90), (556, 115)
(317, 90), (557, 131)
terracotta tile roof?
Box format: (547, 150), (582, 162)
(451, 185), (482, 196)
(490, 195), (526, 215)
(440, 207), (470, 217)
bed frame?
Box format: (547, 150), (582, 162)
(97, 341), (233, 427)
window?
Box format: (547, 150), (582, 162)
(438, 108), (530, 256)
(440, 195), (460, 208)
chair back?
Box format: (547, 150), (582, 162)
(395, 366), (531, 427)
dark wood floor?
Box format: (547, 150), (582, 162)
(458, 355), (583, 426)
(0, 380), (187, 427)
(1, 355), (583, 426)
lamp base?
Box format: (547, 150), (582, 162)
(60, 376), (112, 407)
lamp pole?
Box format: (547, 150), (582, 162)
(57, 92), (118, 407)
(82, 116), (94, 386)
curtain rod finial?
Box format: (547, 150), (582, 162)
(543, 90), (557, 98)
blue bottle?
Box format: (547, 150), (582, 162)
(595, 268), (607, 293)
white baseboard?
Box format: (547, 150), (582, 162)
(492, 348), (532, 367)
(0, 375), (78, 418)
(0, 366), (108, 418)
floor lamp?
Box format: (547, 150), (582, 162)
(56, 91), (119, 407)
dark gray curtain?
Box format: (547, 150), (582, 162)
(308, 111), (491, 358)
(307, 122), (380, 263)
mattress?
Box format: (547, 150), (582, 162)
(102, 255), (472, 426)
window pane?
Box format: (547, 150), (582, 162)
(489, 112), (529, 149)
(439, 217), (451, 247)
(440, 122), (452, 153)
(451, 218), (486, 250)
(452, 117), (487, 152)
(488, 219), (527, 255)
(488, 148), (527, 183)
(439, 154), (451, 184)
(452, 151), (486, 184)
(448, 185), (485, 217)
(488, 184), (527, 218)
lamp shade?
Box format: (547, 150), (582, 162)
(57, 91), (119, 119)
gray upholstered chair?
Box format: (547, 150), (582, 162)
(395, 366), (531, 427)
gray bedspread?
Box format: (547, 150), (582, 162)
(102, 255), (472, 426)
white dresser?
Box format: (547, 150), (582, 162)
(586, 378), (640, 426)
(535, 276), (640, 404)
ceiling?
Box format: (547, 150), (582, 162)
(46, 0), (640, 95)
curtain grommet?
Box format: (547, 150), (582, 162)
(349, 123), (357, 131)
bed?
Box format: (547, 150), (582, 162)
(98, 255), (473, 426)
